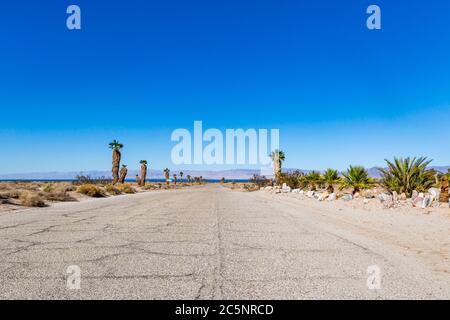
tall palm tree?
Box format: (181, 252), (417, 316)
(163, 168), (170, 185)
(340, 166), (374, 194)
(199, 176), (203, 184)
(378, 157), (434, 197)
(139, 160), (148, 187)
(173, 174), (177, 185)
(109, 140), (123, 184)
(269, 149), (285, 185)
(322, 169), (340, 193)
(187, 175), (191, 183)
(119, 165), (128, 184)
(180, 171), (184, 182)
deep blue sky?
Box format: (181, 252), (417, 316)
(1, 0), (449, 173)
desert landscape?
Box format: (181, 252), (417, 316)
(0, 143), (449, 299)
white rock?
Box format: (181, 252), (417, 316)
(327, 193), (337, 201)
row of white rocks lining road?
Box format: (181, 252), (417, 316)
(261, 184), (448, 209)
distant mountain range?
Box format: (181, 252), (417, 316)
(1, 166), (448, 180)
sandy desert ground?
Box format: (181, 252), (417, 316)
(0, 184), (449, 299)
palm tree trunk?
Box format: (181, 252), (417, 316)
(439, 176), (449, 203)
(112, 150), (121, 184)
(119, 167), (128, 184)
(140, 165), (147, 187)
(273, 159), (281, 185)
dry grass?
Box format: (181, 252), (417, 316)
(77, 184), (106, 197)
(19, 192), (46, 207)
(117, 183), (136, 194)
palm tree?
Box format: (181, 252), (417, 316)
(340, 166), (374, 194)
(179, 171), (184, 183)
(269, 149), (285, 185)
(119, 165), (128, 184)
(163, 168), (170, 185)
(187, 175), (191, 183)
(305, 171), (322, 191)
(322, 169), (340, 193)
(378, 157), (435, 197)
(109, 140), (123, 184)
(199, 176), (203, 184)
(173, 174), (177, 185)
(139, 160), (148, 187)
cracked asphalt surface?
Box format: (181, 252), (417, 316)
(0, 184), (449, 299)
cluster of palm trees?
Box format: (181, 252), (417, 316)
(109, 140), (148, 186)
(272, 150), (449, 201)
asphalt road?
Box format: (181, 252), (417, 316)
(0, 184), (448, 299)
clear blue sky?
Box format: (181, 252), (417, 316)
(1, 0), (449, 173)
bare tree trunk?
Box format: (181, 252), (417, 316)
(440, 176), (449, 203)
(112, 150), (121, 184)
(140, 164), (147, 187)
(119, 167), (128, 184)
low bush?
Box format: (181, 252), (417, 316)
(40, 191), (76, 202)
(77, 184), (105, 197)
(20, 192), (46, 207)
(117, 183), (136, 194)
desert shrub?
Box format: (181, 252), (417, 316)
(20, 192), (46, 207)
(250, 174), (269, 188)
(105, 184), (122, 195)
(0, 190), (21, 199)
(279, 171), (304, 189)
(340, 166), (375, 194)
(39, 191), (76, 202)
(43, 184), (54, 193)
(117, 183), (136, 194)
(77, 184), (105, 197)
(243, 183), (259, 192)
(378, 157), (436, 197)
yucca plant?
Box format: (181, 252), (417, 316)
(340, 166), (374, 194)
(305, 171), (322, 191)
(378, 157), (435, 197)
(322, 169), (341, 193)
(109, 140), (123, 184)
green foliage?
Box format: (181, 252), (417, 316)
(340, 166), (374, 194)
(269, 149), (285, 161)
(305, 171), (322, 191)
(378, 157), (435, 196)
(322, 169), (341, 192)
(109, 140), (123, 150)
